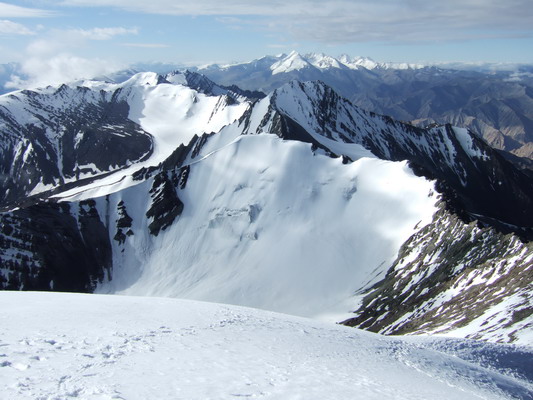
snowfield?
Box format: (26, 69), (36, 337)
(1, 292), (531, 400)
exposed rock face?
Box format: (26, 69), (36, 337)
(146, 172), (184, 236)
(179, 70), (265, 102)
(0, 128), (208, 291)
(342, 202), (532, 343)
(0, 85), (153, 208)
(114, 200), (133, 245)
(0, 200), (111, 292)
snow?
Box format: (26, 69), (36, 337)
(266, 52), (425, 74)
(305, 53), (343, 70)
(270, 51), (311, 75)
(453, 127), (487, 159)
(121, 74), (249, 166)
(165, 71), (187, 85)
(1, 291), (531, 400)
(336, 54), (425, 71)
(50, 73), (249, 202)
(338, 54), (380, 70)
(98, 129), (437, 321)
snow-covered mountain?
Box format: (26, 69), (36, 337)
(0, 72), (531, 344)
(3, 292), (531, 400)
(207, 51), (423, 76)
(0, 71), (249, 208)
(197, 52), (533, 160)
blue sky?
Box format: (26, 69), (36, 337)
(1, 1), (532, 88)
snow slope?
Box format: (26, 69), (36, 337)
(270, 51), (312, 74)
(96, 129), (438, 320)
(1, 292), (531, 400)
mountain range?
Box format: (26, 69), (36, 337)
(0, 69), (531, 346)
(4, 53), (533, 161)
(195, 52), (533, 161)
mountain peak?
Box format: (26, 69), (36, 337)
(304, 53), (344, 70)
(270, 51), (311, 75)
(338, 54), (379, 70)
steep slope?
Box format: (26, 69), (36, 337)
(0, 127), (438, 318)
(343, 202), (533, 345)
(167, 70), (265, 101)
(99, 132), (437, 318)
(0, 85), (153, 208)
(0, 200), (112, 292)
(2, 292), (531, 400)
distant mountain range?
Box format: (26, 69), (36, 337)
(0, 71), (531, 344)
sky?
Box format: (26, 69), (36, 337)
(0, 0), (532, 88)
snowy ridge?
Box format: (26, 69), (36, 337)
(1, 291), (531, 400)
(195, 53), (533, 160)
(116, 72), (249, 165)
(270, 51), (313, 74)
(0, 83), (154, 206)
(265, 81), (533, 233)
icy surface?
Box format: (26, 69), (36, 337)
(0, 292), (531, 400)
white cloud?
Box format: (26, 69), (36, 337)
(71, 27), (138, 40)
(0, 20), (35, 35)
(5, 53), (123, 89)
(58, 0), (533, 43)
(60, 0), (303, 16)
(0, 2), (55, 18)
(21, 26), (138, 56)
(4, 25), (136, 89)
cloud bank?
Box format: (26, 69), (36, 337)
(5, 54), (122, 89)
(71, 27), (139, 40)
(5, 25), (136, 90)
